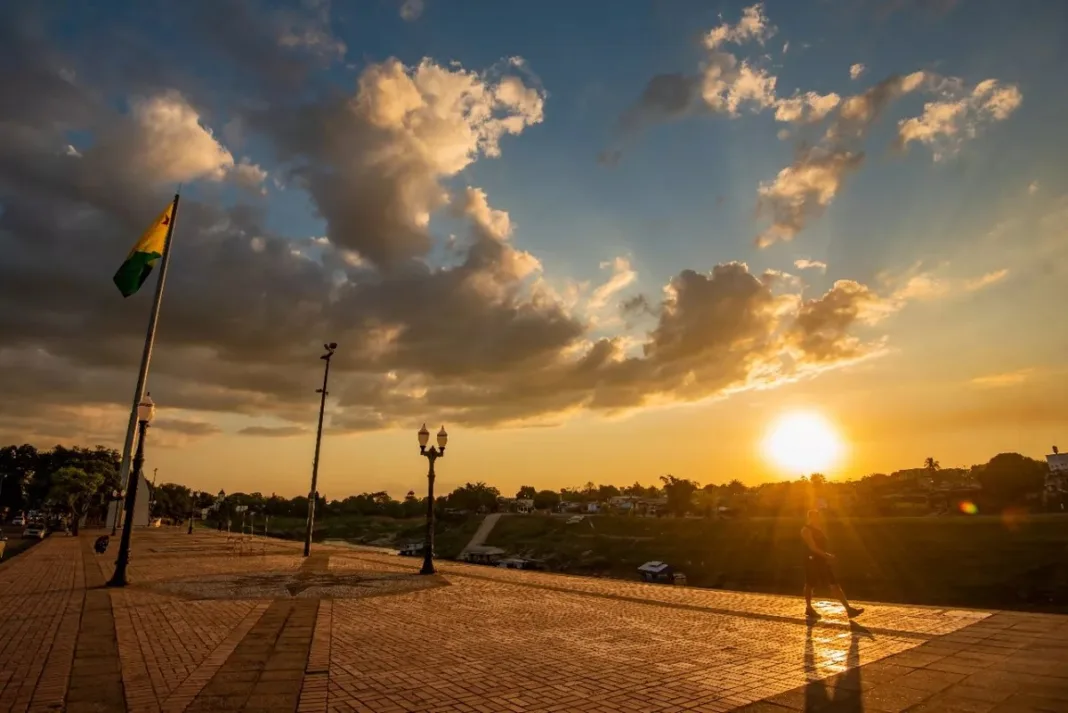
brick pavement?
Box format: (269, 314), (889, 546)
(0, 529), (1066, 712)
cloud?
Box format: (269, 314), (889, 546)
(892, 273), (951, 301)
(896, 79), (1022, 160)
(850, 63), (866, 80)
(831, 71), (930, 140)
(786, 280), (892, 363)
(399, 0), (425, 21)
(773, 91), (841, 124)
(606, 3), (778, 153)
(794, 259), (827, 273)
(1028, 180), (1040, 195)
(588, 257), (638, 310)
(963, 268), (1009, 291)
(970, 368), (1032, 389)
(276, 0), (346, 60)
(154, 418), (223, 437)
(238, 425), (310, 437)
(756, 147), (864, 247)
(704, 2), (775, 50)
(889, 266), (1009, 302)
(230, 158), (269, 192)
(257, 56), (545, 269)
(756, 68), (1017, 245)
(0, 6), (893, 442)
(110, 91), (237, 184)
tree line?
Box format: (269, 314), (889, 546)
(2, 442), (1054, 530)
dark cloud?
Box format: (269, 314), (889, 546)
(154, 419), (223, 437)
(619, 73), (702, 134)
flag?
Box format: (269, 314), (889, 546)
(113, 202), (175, 297)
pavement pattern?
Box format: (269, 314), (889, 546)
(0, 530), (1066, 713)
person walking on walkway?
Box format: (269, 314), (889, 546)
(802, 509), (864, 619)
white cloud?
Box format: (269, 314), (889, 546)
(963, 268), (1009, 292)
(897, 78), (1022, 161)
(849, 63), (866, 80)
(229, 158), (268, 193)
(589, 257), (638, 310)
(115, 91), (236, 183)
(700, 4), (779, 116)
(756, 148), (863, 247)
(704, 3), (775, 50)
(794, 258), (827, 272)
(774, 91), (841, 123)
(890, 266), (1009, 302)
(1028, 180), (1040, 195)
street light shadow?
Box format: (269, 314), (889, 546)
(803, 620), (865, 711)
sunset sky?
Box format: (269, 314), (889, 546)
(1, 0), (1065, 499)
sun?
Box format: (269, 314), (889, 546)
(762, 411), (844, 476)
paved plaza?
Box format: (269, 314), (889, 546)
(1, 530), (1066, 713)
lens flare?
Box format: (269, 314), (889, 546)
(958, 500), (978, 515)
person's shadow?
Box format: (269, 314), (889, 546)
(803, 620), (871, 711)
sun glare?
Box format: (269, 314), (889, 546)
(763, 411), (844, 476)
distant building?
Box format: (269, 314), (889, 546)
(1044, 447), (1068, 510)
(103, 470), (152, 529)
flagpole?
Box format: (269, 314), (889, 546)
(112, 192), (182, 533)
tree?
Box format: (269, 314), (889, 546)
(726, 479), (748, 495)
(597, 484), (621, 501)
(924, 457), (940, 472)
(0, 443), (38, 515)
(48, 466), (104, 535)
(977, 453), (1047, 507)
(516, 486), (537, 500)
(659, 474), (699, 516)
(154, 483), (192, 521)
(533, 489), (561, 511)
(445, 482), (501, 512)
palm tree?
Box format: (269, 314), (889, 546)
(924, 457), (940, 472)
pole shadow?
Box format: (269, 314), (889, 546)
(803, 620), (868, 711)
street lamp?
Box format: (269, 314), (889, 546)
(417, 423), (447, 575)
(188, 490), (196, 534)
(108, 488), (125, 534)
(107, 393), (155, 588)
(304, 342), (336, 558)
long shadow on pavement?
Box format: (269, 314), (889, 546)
(802, 620), (870, 712)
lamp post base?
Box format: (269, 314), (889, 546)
(419, 557), (435, 576)
(106, 572), (128, 588)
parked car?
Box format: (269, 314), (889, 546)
(22, 524), (46, 539)
(11, 516), (24, 526)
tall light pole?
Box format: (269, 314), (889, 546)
(108, 393), (156, 588)
(303, 342), (336, 558)
(417, 424), (448, 575)
(188, 490), (197, 534)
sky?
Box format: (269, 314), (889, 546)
(1, 0), (1066, 500)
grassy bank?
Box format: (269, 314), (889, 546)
(484, 514), (1068, 611)
(251, 514), (484, 560)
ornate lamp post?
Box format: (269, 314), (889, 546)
(108, 393), (155, 588)
(304, 342), (336, 558)
(187, 490), (197, 534)
(417, 424), (447, 575)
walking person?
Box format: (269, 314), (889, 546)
(802, 509), (864, 619)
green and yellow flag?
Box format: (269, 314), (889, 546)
(113, 201), (175, 298)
